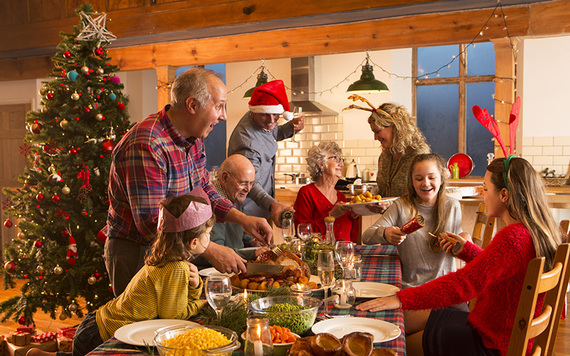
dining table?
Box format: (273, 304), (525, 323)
(86, 244), (406, 356)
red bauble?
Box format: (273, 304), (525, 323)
(17, 316), (26, 325)
(4, 261), (16, 274)
(97, 230), (107, 243)
(34, 240), (42, 248)
(117, 102), (125, 110)
(102, 139), (115, 154)
(62, 230), (70, 237)
(94, 272), (101, 279)
(52, 195), (60, 203)
(3, 219), (12, 228)
(46, 92), (54, 100)
(84, 106), (91, 113)
(69, 148), (78, 155)
(63, 51), (71, 59)
(94, 47), (104, 56)
(36, 193), (44, 202)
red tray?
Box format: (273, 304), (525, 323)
(447, 153), (474, 178)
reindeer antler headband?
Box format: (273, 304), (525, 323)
(342, 94), (393, 121)
(472, 96), (520, 157)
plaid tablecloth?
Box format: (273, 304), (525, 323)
(87, 245), (405, 356)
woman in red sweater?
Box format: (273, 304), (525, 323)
(294, 141), (359, 242)
(356, 156), (562, 356)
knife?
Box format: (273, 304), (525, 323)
(245, 263), (285, 275)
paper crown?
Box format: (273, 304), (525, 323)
(157, 187), (212, 233)
(249, 79), (293, 120)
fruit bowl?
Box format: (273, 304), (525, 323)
(248, 295), (321, 336)
(154, 324), (240, 356)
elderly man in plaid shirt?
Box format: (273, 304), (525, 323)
(100, 67), (273, 296)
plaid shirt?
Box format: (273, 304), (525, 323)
(103, 106), (234, 245)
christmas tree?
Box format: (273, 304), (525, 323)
(1, 3), (131, 325)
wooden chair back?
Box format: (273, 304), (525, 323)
(506, 243), (570, 356)
(560, 220), (569, 242)
(472, 203), (496, 249)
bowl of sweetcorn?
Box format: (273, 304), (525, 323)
(154, 324), (240, 356)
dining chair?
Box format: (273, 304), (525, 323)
(472, 203), (496, 249)
(560, 220), (569, 241)
(506, 243), (570, 356)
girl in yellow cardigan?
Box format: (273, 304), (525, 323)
(29, 187), (214, 356)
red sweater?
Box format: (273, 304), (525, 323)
(397, 223), (542, 356)
(294, 183), (359, 242)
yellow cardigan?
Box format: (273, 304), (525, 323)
(96, 260), (205, 341)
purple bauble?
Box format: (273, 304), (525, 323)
(110, 76), (121, 84)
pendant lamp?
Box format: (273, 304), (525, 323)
(347, 51), (389, 94)
(243, 67), (268, 99)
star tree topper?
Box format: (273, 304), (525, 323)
(76, 11), (117, 47)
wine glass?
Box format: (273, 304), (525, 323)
(297, 223), (312, 258)
(205, 275), (232, 324)
(282, 218), (295, 245)
(317, 249), (335, 300)
(334, 241), (355, 279)
(291, 106), (302, 142)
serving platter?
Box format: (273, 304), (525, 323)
(198, 267), (234, 278)
(345, 198), (398, 216)
(232, 275), (323, 293)
(114, 319), (201, 346)
(311, 317), (401, 343)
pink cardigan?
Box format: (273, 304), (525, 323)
(397, 223), (542, 356)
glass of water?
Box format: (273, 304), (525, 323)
(205, 275), (232, 324)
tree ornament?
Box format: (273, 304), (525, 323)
(48, 165), (56, 173)
(30, 122), (42, 134)
(66, 235), (78, 265)
(101, 139), (115, 153)
(54, 266), (63, 275)
(4, 261), (16, 274)
(97, 67), (104, 75)
(39, 86), (47, 95)
(88, 276), (97, 285)
(48, 173), (63, 182)
(67, 70), (79, 81)
(109, 93), (116, 101)
(76, 11), (117, 46)
(117, 102), (125, 110)
(94, 272), (101, 279)
(17, 231), (25, 239)
(62, 185), (71, 195)
(36, 265), (45, 274)
(95, 114), (104, 121)
(3, 219), (12, 228)
(41, 106), (49, 114)
(60, 119), (69, 129)
(63, 51), (72, 59)
(71, 92), (80, 101)
(69, 148), (78, 155)
(46, 92), (54, 100)
(62, 230), (70, 237)
(59, 312), (68, 321)
(68, 302), (78, 312)
(43, 142), (59, 156)
(110, 76), (121, 84)
(97, 229), (107, 244)
(84, 106), (91, 113)
(94, 47), (104, 56)
(18, 316), (27, 325)
(81, 66), (90, 74)
(52, 195), (60, 203)
(34, 240), (42, 248)
(36, 194), (44, 202)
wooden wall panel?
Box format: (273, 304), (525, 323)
(529, 0), (570, 36)
(108, 0), (147, 11)
(29, 0), (66, 22)
(67, 0), (107, 16)
(0, 0), (29, 26)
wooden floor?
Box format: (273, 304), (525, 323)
(0, 277), (568, 355)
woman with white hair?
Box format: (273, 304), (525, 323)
(294, 141), (359, 242)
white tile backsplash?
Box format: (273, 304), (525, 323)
(523, 135), (570, 176)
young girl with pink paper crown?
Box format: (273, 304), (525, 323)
(27, 187), (214, 356)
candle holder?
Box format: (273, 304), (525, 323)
(332, 279), (356, 309)
(244, 315), (274, 356)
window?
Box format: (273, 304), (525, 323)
(414, 42), (495, 176)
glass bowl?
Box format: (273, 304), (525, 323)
(248, 295), (321, 336)
(154, 324), (240, 356)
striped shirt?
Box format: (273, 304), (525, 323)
(96, 260), (204, 341)
(103, 106), (234, 245)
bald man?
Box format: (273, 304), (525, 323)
(194, 154), (269, 269)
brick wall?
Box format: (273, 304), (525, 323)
(522, 136), (570, 177)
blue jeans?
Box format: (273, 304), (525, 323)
(56, 312), (104, 356)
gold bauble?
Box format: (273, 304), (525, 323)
(54, 266), (63, 275)
(97, 67), (104, 75)
(59, 312), (68, 320)
(68, 303), (78, 312)
(36, 265), (45, 274)
(81, 66), (90, 74)
(71, 92), (80, 101)
(88, 276), (97, 285)
(60, 119), (69, 129)
(62, 185), (71, 195)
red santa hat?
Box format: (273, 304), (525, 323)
(248, 80), (293, 121)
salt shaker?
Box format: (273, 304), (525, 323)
(244, 315), (273, 356)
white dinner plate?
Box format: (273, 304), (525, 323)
(345, 198), (398, 216)
(114, 319), (201, 346)
(353, 282), (400, 298)
(311, 317), (401, 343)
(198, 267), (234, 278)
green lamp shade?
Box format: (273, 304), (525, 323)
(346, 64), (389, 94)
(243, 72), (269, 99)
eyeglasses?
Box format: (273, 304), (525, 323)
(228, 171), (257, 188)
(327, 155), (344, 163)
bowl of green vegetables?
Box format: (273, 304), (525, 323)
(248, 295), (321, 336)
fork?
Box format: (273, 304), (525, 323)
(272, 245), (285, 258)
